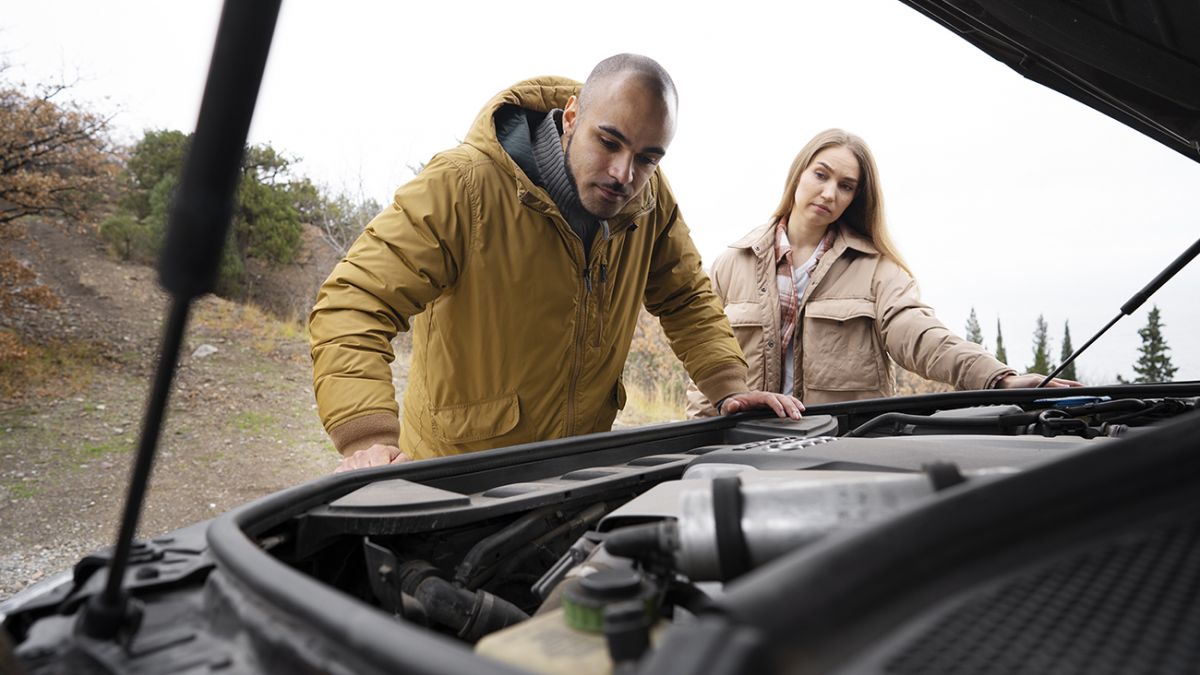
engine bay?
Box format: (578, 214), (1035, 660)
(236, 394), (1194, 673)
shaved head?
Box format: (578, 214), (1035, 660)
(577, 53), (678, 118)
(560, 54), (678, 219)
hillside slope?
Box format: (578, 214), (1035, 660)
(0, 224), (342, 597)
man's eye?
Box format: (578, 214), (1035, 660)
(637, 155), (659, 166)
(600, 138), (618, 150)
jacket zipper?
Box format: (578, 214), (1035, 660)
(566, 220), (613, 434)
(593, 221), (611, 349)
(566, 247), (588, 437)
(595, 263), (607, 348)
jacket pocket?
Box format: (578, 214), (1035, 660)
(429, 392), (520, 444)
(803, 298), (883, 391)
(725, 301), (768, 389)
(592, 380), (627, 432)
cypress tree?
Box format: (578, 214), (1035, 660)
(965, 307), (984, 344)
(1028, 314), (1053, 374)
(1058, 321), (1077, 380)
(1132, 305), (1178, 383)
(995, 318), (1008, 365)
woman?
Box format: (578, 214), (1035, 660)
(688, 129), (1077, 417)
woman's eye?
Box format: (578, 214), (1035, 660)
(839, 183), (853, 192)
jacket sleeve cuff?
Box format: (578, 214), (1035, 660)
(694, 363), (749, 408)
(985, 367), (1020, 389)
(329, 412), (401, 457)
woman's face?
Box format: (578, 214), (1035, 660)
(791, 145), (860, 230)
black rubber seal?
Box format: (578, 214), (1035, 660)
(712, 475), (751, 580)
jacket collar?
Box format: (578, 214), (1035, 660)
(732, 218), (880, 259)
(465, 76), (656, 227)
(730, 219), (778, 258)
(831, 224), (879, 256)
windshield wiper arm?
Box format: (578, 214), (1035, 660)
(1039, 236), (1200, 387)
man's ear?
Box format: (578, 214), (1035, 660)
(562, 95), (579, 135)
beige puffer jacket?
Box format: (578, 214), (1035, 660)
(310, 76), (748, 458)
(686, 221), (1015, 416)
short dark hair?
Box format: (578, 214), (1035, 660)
(578, 53), (678, 115)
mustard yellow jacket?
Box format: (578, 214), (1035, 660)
(311, 77), (747, 459)
(687, 222), (1015, 416)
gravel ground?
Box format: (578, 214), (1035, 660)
(0, 226), (341, 598)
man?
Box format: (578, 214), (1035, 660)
(310, 54), (803, 472)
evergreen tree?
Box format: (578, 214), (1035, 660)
(1132, 305), (1178, 383)
(1028, 314), (1053, 374)
(965, 307), (983, 344)
(106, 129), (309, 296)
(1058, 321), (1077, 381)
(995, 318), (1008, 365)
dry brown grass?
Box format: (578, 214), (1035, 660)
(892, 365), (955, 395)
(615, 379), (687, 427)
(191, 296), (307, 357)
(620, 309), (690, 425)
(0, 331), (108, 402)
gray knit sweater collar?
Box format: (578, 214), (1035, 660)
(532, 109), (600, 254)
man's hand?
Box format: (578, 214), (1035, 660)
(996, 373), (1083, 389)
(334, 444), (410, 473)
(719, 391), (805, 419)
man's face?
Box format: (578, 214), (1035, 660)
(561, 75), (676, 220)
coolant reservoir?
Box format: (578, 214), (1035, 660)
(476, 607), (616, 675)
(475, 569), (665, 674)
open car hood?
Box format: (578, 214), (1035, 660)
(898, 0), (1200, 161)
(4, 2), (1200, 674)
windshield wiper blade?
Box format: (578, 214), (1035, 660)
(1040, 236), (1200, 387)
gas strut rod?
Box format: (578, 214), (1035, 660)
(81, 0), (283, 640)
(1039, 236), (1200, 387)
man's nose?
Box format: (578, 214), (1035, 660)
(608, 153), (634, 185)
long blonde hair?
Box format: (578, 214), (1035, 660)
(772, 128), (911, 276)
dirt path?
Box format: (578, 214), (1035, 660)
(0, 226), (344, 597)
(0, 222), (660, 599)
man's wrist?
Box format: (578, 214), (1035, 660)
(714, 392), (747, 413)
(329, 412), (401, 456)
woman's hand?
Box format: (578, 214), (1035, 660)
(995, 373), (1082, 389)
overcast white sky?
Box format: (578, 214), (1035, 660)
(5, 0), (1198, 383)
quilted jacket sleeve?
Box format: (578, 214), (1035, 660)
(643, 176), (748, 406)
(873, 257), (1015, 390)
(309, 153), (474, 453)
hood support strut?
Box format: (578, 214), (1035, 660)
(1040, 236), (1200, 386)
(79, 0), (282, 641)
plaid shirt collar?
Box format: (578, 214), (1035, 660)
(774, 220), (836, 271)
(774, 221), (837, 365)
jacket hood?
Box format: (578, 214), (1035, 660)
(465, 76), (580, 171)
(462, 75), (656, 222)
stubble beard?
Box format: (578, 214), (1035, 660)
(564, 134), (622, 220)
